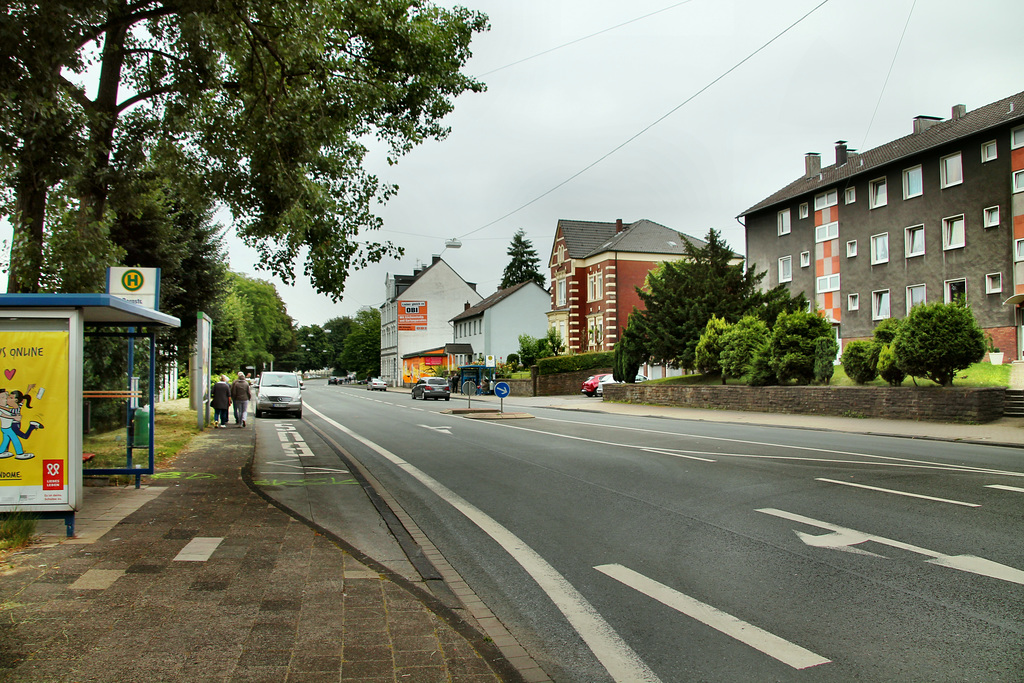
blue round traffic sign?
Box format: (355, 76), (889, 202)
(493, 381), (510, 398)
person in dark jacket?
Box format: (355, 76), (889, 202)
(230, 372), (251, 427)
(211, 375), (231, 428)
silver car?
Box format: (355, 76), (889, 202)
(255, 371), (303, 418)
(367, 378), (387, 391)
(411, 377), (451, 400)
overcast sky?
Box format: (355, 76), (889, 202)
(5, 0), (1024, 327)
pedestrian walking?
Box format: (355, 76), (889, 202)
(231, 372), (252, 427)
(211, 375), (231, 428)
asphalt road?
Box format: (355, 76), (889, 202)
(278, 383), (1024, 683)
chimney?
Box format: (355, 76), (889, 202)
(913, 115), (942, 134)
(432, 254), (441, 265)
(615, 219), (624, 233)
(835, 140), (848, 166)
(804, 152), (821, 178)
(951, 104), (966, 120)
(464, 301), (471, 311)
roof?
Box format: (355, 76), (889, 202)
(556, 219), (710, 259)
(450, 281), (544, 322)
(0, 293), (181, 327)
(741, 89), (1024, 216)
(402, 346), (446, 359)
(444, 343), (473, 355)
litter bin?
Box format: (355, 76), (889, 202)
(132, 406), (150, 447)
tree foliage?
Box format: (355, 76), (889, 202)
(3, 0), (489, 297)
(766, 309), (833, 385)
(694, 315), (729, 382)
(719, 315), (769, 381)
(500, 228), (545, 289)
(813, 335), (839, 385)
(841, 340), (878, 384)
(892, 301), (986, 386)
(338, 308), (382, 380)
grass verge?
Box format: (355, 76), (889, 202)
(83, 398), (201, 471)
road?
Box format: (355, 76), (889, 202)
(258, 382), (1024, 682)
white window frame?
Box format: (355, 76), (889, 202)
(777, 208), (791, 236)
(799, 203), (809, 219)
(1016, 239), (1024, 262)
(870, 233), (889, 264)
(942, 215), (966, 250)
(847, 293), (859, 311)
(986, 272), (1003, 294)
(1014, 170), (1024, 193)
(906, 284), (926, 311)
(982, 140), (998, 162)
(588, 272), (602, 301)
(903, 165), (923, 199)
(846, 240), (858, 258)
(556, 278), (567, 306)
(905, 224), (925, 258)
(816, 273), (840, 294)
(845, 187), (856, 204)
(814, 189), (838, 211)
(778, 255), (792, 283)
(1012, 125), (1024, 150)
(940, 152), (963, 188)
(800, 251), (810, 268)
(944, 278), (967, 304)
(869, 177), (887, 208)
(984, 206), (1000, 228)
(815, 221), (839, 243)
(872, 290), (891, 320)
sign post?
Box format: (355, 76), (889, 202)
(493, 381), (510, 413)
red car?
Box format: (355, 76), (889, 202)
(581, 373), (612, 397)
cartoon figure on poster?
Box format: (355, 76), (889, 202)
(0, 382), (44, 459)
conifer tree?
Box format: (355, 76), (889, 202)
(500, 229), (546, 289)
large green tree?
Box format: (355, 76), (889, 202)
(338, 307), (381, 379)
(228, 273), (295, 372)
(500, 228), (545, 289)
(2, 0), (489, 296)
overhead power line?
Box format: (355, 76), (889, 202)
(860, 0), (918, 150)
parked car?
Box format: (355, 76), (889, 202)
(255, 371), (302, 419)
(411, 377), (451, 401)
(367, 378), (387, 391)
(581, 373), (612, 397)
(328, 376), (339, 385)
(595, 374), (620, 396)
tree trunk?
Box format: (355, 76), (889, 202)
(7, 176), (47, 293)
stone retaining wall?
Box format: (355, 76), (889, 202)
(602, 383), (1006, 423)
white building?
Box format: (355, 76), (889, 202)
(449, 281), (550, 366)
(380, 257), (481, 386)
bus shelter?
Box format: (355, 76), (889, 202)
(0, 294), (180, 536)
(456, 364), (497, 394)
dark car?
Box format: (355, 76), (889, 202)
(411, 377), (450, 400)
(328, 376), (339, 385)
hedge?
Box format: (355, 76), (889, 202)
(537, 351), (615, 375)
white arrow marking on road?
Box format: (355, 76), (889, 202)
(986, 484), (1024, 493)
(419, 424), (452, 435)
(758, 508), (1024, 585)
(595, 564), (831, 670)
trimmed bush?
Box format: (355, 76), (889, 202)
(720, 315), (770, 380)
(695, 315), (730, 382)
(767, 310), (834, 385)
(841, 340), (878, 384)
(877, 343), (906, 386)
(537, 351), (615, 376)
(747, 343), (777, 386)
(892, 301), (986, 386)
(814, 336), (839, 385)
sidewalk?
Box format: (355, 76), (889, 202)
(0, 425), (513, 683)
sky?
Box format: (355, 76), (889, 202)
(5, 0), (1024, 326)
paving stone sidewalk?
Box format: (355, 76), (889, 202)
(0, 425), (509, 683)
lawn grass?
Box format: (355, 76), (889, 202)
(0, 510), (37, 552)
(83, 397), (202, 471)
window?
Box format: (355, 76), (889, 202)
(814, 189), (838, 211)
(816, 273), (840, 293)
(815, 221), (839, 243)
(869, 178), (887, 208)
(982, 140), (998, 162)
(942, 215), (965, 250)
(984, 206), (1000, 228)
(800, 251), (810, 268)
(588, 273), (602, 301)
(870, 233), (889, 264)
(903, 165), (923, 198)
(778, 256), (792, 283)
(872, 290), (891, 320)
(799, 203), (809, 219)
(1016, 239), (1024, 262)
(907, 284), (926, 310)
(905, 225), (925, 257)
(1013, 125), (1024, 150)
(940, 152), (963, 188)
(945, 278), (967, 304)
(846, 240), (858, 258)
(1014, 170), (1024, 193)
(556, 278), (567, 306)
(777, 208), (792, 235)
(845, 187), (856, 204)
(848, 293), (859, 311)
(986, 273), (1003, 294)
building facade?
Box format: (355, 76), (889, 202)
(450, 281), (550, 365)
(380, 257), (482, 386)
(742, 91), (1024, 360)
(547, 219), (710, 353)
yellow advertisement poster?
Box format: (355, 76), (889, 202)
(0, 331), (69, 506)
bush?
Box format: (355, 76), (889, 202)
(877, 343), (906, 386)
(177, 375), (190, 399)
(537, 351), (614, 375)
(747, 343), (777, 386)
(720, 315), (769, 380)
(814, 336), (839, 385)
(767, 310), (833, 384)
(893, 301), (986, 386)
(841, 340), (878, 384)
(506, 353), (520, 370)
(695, 315), (730, 382)
(873, 317), (902, 345)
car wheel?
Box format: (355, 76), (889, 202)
(445, 397), (450, 401)
(296, 410), (302, 419)
(254, 410), (261, 418)
(585, 391), (594, 397)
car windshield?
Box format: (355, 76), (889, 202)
(262, 374), (298, 388)
(426, 378), (445, 385)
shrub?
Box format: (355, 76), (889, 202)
(814, 336), (839, 385)
(747, 342), (777, 386)
(767, 310), (833, 384)
(720, 315), (770, 380)
(873, 318), (902, 345)
(177, 375), (190, 399)
(892, 301), (986, 386)
(841, 340), (878, 384)
(877, 343), (906, 386)
(506, 353), (520, 370)
(695, 315), (730, 382)
(537, 351), (614, 376)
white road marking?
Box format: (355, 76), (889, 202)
(641, 448), (716, 462)
(758, 508), (1024, 585)
(596, 564), (831, 670)
(815, 478), (980, 507)
(986, 484), (1024, 493)
(419, 424), (452, 434)
(174, 537), (224, 562)
(307, 405), (662, 683)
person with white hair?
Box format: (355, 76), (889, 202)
(211, 375), (232, 428)
(230, 371), (252, 427)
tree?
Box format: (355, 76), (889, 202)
(892, 301), (986, 386)
(813, 336), (839, 385)
(719, 315), (769, 381)
(338, 308), (382, 380)
(695, 315), (730, 383)
(500, 229), (545, 289)
(841, 340), (878, 384)
(3, 0), (489, 297)
(229, 274), (296, 372)
(766, 309), (833, 385)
